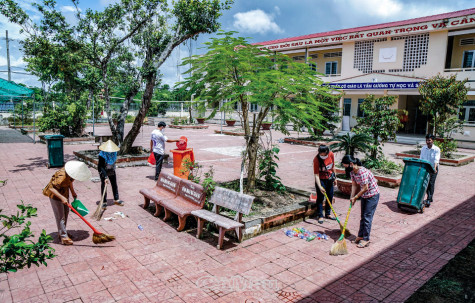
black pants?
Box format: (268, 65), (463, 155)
(153, 152), (165, 181)
(358, 193), (380, 241)
(100, 173), (119, 201)
(315, 179), (334, 218)
(426, 168), (438, 202)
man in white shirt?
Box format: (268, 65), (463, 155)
(150, 122), (178, 181)
(419, 134), (440, 207)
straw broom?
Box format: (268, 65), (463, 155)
(67, 204), (116, 244)
(330, 203), (352, 256)
(324, 192), (351, 237)
(93, 183), (108, 221)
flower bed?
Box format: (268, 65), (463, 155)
(74, 148), (169, 168)
(395, 151), (475, 167)
(213, 129), (263, 136)
(38, 134), (95, 145)
(169, 124), (209, 129)
(283, 137), (338, 147)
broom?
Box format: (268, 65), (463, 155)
(330, 203), (352, 256)
(323, 192), (351, 237)
(67, 203), (116, 244)
(92, 183), (108, 221)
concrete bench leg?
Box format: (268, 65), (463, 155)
(235, 227), (242, 243)
(143, 197), (150, 209)
(177, 215), (187, 232)
(163, 208), (172, 222)
(153, 202), (163, 217)
(217, 227), (225, 250)
(196, 218), (205, 239)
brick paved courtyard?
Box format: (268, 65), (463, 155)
(0, 124), (474, 302)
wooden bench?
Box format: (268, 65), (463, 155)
(140, 172), (182, 217)
(192, 187), (254, 249)
(160, 180), (206, 231)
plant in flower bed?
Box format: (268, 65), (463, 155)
(1, 203), (55, 273)
(362, 158), (403, 177)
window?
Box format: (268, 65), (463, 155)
(250, 103), (258, 112)
(357, 99), (365, 117)
(308, 62), (317, 72)
(325, 61), (338, 75)
(343, 98), (351, 116)
(462, 50), (475, 68)
(460, 101), (475, 124)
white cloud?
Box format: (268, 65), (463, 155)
(0, 56), (25, 68)
(60, 6), (81, 13)
(233, 9), (283, 35)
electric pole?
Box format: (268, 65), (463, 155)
(5, 30), (11, 81)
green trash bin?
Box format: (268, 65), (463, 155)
(45, 135), (65, 168)
(396, 158), (435, 213)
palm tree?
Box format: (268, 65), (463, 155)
(330, 133), (372, 157)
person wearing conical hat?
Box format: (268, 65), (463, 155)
(43, 160), (91, 245)
(98, 140), (123, 208)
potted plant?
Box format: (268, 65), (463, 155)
(225, 118), (236, 127)
(196, 116), (206, 124)
(261, 121), (272, 130)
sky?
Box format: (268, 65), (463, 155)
(0, 0), (474, 89)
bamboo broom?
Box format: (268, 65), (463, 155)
(93, 183), (108, 220)
(330, 203), (352, 256)
(323, 192), (351, 237)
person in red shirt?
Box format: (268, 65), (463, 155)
(313, 145), (337, 224)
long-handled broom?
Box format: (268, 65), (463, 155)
(330, 203), (352, 256)
(67, 203), (115, 244)
(323, 192), (351, 237)
(92, 183), (108, 221)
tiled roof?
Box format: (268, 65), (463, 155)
(254, 8), (475, 46)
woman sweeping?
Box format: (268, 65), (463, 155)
(313, 145), (337, 224)
(43, 160), (91, 245)
(341, 155), (380, 248)
(98, 140), (123, 209)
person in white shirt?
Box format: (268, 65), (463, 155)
(150, 122), (178, 181)
(419, 134), (440, 207)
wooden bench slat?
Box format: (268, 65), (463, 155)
(209, 187), (254, 215)
(192, 209), (243, 229)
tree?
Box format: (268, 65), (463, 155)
(179, 32), (334, 191)
(356, 95), (402, 160)
(418, 74), (468, 137)
(330, 133), (372, 157)
(312, 93), (342, 137)
(1, 0), (232, 151)
(1, 203), (55, 273)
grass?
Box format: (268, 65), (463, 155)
(406, 238), (475, 303)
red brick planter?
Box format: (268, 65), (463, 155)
(283, 137), (338, 147)
(395, 152), (475, 167)
(335, 168), (401, 188)
(169, 124), (209, 129)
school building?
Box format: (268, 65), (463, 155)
(255, 8), (475, 146)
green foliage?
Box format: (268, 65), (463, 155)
(201, 167), (217, 211)
(356, 95), (402, 160)
(182, 158), (202, 184)
(179, 31), (335, 190)
(258, 145), (286, 193)
(330, 133), (372, 157)
(310, 93), (342, 136)
(125, 115), (135, 123)
(181, 159), (216, 211)
(37, 93), (87, 137)
(1, 203), (55, 273)
(434, 139), (458, 159)
(362, 158), (403, 176)
(436, 116), (463, 139)
(419, 74), (468, 137)
(172, 117), (189, 125)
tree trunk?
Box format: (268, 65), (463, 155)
(121, 72), (156, 154)
(245, 135), (259, 192)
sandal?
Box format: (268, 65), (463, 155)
(318, 217), (324, 224)
(61, 237), (73, 245)
(356, 240), (370, 248)
(114, 200), (124, 206)
(325, 215), (337, 221)
(355, 237), (363, 244)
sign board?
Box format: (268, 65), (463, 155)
(326, 82), (420, 90)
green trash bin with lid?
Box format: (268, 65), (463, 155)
(45, 135), (65, 168)
(396, 158), (435, 213)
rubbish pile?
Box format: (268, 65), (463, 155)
(284, 227), (329, 242)
(103, 211), (127, 221)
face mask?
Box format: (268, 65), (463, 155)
(319, 155), (328, 160)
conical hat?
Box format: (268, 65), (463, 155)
(64, 161), (92, 182)
(99, 140), (120, 152)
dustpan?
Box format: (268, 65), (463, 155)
(71, 199), (89, 217)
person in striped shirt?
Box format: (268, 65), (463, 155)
(341, 155), (380, 248)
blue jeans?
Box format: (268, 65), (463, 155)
(358, 193), (380, 241)
(315, 179), (334, 218)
